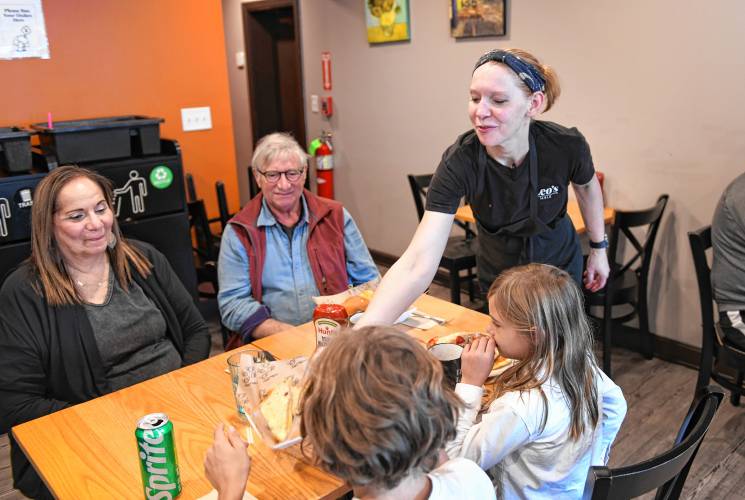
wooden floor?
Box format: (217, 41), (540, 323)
(2, 279), (744, 499)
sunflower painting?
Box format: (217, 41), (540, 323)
(450, 0), (506, 38)
(365, 0), (410, 44)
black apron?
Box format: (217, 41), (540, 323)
(475, 132), (583, 290)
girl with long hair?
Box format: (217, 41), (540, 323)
(446, 263), (627, 498)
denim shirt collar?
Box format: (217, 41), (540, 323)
(257, 194), (309, 228)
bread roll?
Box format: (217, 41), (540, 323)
(343, 295), (370, 316)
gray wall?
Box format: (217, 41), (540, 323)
(223, 0), (745, 348)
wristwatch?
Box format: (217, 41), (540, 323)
(589, 233), (609, 250)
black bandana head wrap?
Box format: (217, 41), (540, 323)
(474, 49), (546, 93)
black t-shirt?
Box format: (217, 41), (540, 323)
(426, 120), (595, 235)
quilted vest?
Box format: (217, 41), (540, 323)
(228, 189), (349, 302)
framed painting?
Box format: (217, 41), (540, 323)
(365, 0), (410, 44)
(450, 0), (506, 38)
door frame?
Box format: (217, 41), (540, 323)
(241, 0), (306, 148)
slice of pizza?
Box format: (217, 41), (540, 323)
(260, 378), (294, 442)
(426, 332), (469, 349)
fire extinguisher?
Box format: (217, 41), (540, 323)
(309, 131), (335, 199)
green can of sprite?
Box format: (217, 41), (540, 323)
(135, 413), (182, 499)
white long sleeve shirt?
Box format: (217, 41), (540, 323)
(446, 368), (627, 499)
(350, 458), (496, 500)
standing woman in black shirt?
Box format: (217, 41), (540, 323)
(358, 48), (609, 326)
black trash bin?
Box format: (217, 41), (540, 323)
(31, 115), (164, 164)
(0, 127), (33, 174)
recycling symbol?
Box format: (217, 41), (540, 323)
(149, 166), (174, 189)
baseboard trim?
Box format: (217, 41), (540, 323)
(651, 333), (702, 370)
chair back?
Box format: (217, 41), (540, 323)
(586, 385), (724, 500)
(688, 226), (717, 390)
(215, 181), (232, 230)
(407, 173), (433, 221)
(247, 166), (261, 199)
(185, 172), (197, 202)
(187, 199), (219, 263)
(608, 194), (669, 288)
(407, 173), (475, 237)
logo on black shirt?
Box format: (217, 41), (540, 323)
(538, 185), (560, 200)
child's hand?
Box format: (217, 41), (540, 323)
(204, 423), (251, 500)
(460, 335), (496, 387)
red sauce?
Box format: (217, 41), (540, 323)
(313, 303), (349, 349)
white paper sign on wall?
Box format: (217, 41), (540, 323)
(0, 0), (50, 59)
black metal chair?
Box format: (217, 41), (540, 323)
(215, 181), (234, 231)
(689, 226), (745, 406)
(585, 385), (724, 500)
(185, 173), (198, 203)
(586, 194), (669, 377)
(187, 199), (230, 348)
(187, 199), (220, 301)
(247, 165), (260, 199)
(407, 174), (478, 305)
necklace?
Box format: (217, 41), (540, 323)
(69, 267), (110, 290)
(74, 278), (107, 289)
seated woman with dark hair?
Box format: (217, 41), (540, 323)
(0, 165), (210, 499)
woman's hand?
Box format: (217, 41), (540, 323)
(573, 175), (610, 292)
(460, 336), (496, 387)
(356, 210), (454, 327)
(204, 423), (250, 500)
(584, 248), (609, 292)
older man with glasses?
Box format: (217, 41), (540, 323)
(217, 132), (379, 346)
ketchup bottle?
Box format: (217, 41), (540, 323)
(313, 303), (348, 349)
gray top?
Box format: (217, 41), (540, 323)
(84, 272), (181, 391)
(712, 172), (745, 311)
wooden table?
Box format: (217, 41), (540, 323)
(12, 350), (346, 499)
(12, 295), (488, 499)
(252, 294), (491, 359)
(454, 200), (615, 234)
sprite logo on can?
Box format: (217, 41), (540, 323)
(135, 413), (182, 499)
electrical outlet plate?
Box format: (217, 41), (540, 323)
(181, 106), (212, 132)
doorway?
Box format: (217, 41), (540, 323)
(243, 0), (306, 152)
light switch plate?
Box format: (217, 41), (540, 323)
(235, 51), (246, 68)
(181, 107), (212, 132)
(311, 95), (319, 113)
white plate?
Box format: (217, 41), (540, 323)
(489, 358), (516, 379)
(350, 308), (414, 325)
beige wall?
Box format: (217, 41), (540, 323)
(224, 0), (745, 348)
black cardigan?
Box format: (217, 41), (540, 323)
(0, 240), (210, 498)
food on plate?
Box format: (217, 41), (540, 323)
(342, 295), (370, 316)
(492, 355), (511, 371)
(359, 289), (374, 301)
(259, 377), (301, 442)
(426, 332), (471, 349)
(427, 332), (513, 375)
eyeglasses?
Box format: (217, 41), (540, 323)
(256, 168), (305, 183)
